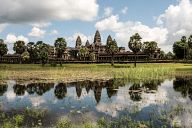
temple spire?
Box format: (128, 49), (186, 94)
(94, 30), (101, 46)
(75, 36), (82, 49)
(85, 40), (90, 47)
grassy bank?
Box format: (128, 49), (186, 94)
(0, 63), (192, 83)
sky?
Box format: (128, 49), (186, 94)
(0, 0), (192, 53)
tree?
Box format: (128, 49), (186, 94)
(54, 38), (67, 66)
(27, 42), (39, 63)
(13, 40), (26, 54)
(0, 39), (8, 56)
(35, 41), (50, 66)
(173, 41), (186, 59)
(165, 52), (174, 60)
(78, 46), (89, 61)
(106, 35), (118, 66)
(181, 36), (187, 59)
(159, 50), (165, 59)
(54, 38), (67, 58)
(128, 33), (142, 67)
(21, 50), (30, 63)
(142, 41), (157, 60)
(89, 52), (95, 61)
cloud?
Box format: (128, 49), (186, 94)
(28, 27), (46, 37)
(5, 34), (29, 43)
(121, 6), (128, 14)
(0, 24), (7, 33)
(157, 0), (192, 45)
(31, 22), (52, 28)
(50, 30), (59, 35)
(95, 15), (168, 50)
(104, 7), (113, 17)
(0, 0), (99, 24)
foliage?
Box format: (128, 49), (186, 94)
(21, 50), (30, 62)
(128, 33), (142, 67)
(89, 52), (96, 61)
(106, 35), (118, 66)
(54, 38), (67, 58)
(13, 40), (26, 54)
(173, 41), (186, 59)
(0, 39), (8, 56)
(27, 42), (40, 63)
(78, 46), (89, 61)
(142, 41), (158, 59)
(56, 118), (73, 128)
(165, 52), (174, 59)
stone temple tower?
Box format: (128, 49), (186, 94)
(75, 36), (82, 49)
(94, 30), (101, 46)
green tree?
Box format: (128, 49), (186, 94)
(13, 40), (26, 54)
(79, 46), (89, 61)
(0, 39), (8, 56)
(106, 35), (118, 66)
(159, 50), (165, 59)
(165, 52), (174, 59)
(21, 50), (30, 63)
(54, 38), (67, 58)
(181, 36), (187, 59)
(173, 41), (186, 59)
(27, 42), (39, 63)
(142, 41), (157, 60)
(128, 33), (142, 67)
(89, 52), (95, 61)
(35, 41), (50, 66)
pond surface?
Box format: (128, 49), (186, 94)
(0, 78), (192, 127)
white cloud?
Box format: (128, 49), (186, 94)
(0, 0), (99, 24)
(121, 6), (128, 14)
(31, 22), (51, 28)
(157, 0), (192, 45)
(95, 15), (168, 50)
(104, 7), (113, 17)
(50, 30), (59, 35)
(0, 24), (7, 33)
(28, 27), (46, 37)
(5, 34), (29, 43)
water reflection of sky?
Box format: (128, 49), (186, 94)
(0, 78), (192, 127)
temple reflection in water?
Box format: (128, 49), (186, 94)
(1, 78), (192, 103)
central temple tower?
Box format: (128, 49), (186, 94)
(94, 30), (101, 46)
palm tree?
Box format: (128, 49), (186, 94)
(128, 33), (142, 67)
(54, 38), (67, 66)
(106, 35), (118, 66)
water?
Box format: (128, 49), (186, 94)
(0, 78), (192, 127)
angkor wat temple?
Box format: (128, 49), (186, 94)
(0, 30), (161, 63)
(54, 30), (161, 62)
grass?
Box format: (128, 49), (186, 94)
(0, 63), (192, 83)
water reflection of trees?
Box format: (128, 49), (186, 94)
(0, 84), (8, 96)
(129, 80), (163, 101)
(13, 83), (54, 96)
(26, 83), (54, 95)
(54, 83), (67, 99)
(13, 84), (26, 96)
(173, 77), (192, 100)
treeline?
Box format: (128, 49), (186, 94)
(0, 33), (179, 66)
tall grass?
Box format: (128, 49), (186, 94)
(0, 63), (192, 82)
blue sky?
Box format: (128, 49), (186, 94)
(0, 0), (191, 52)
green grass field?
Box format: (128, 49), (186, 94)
(0, 63), (192, 83)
